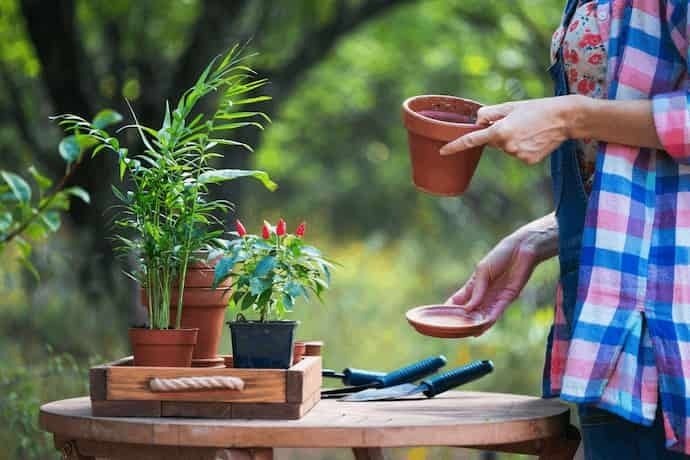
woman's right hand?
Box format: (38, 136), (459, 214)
(446, 213), (559, 334)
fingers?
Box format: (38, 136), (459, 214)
(476, 103), (514, 125)
(440, 126), (494, 156)
(447, 278), (474, 305)
(462, 265), (490, 311)
(471, 298), (510, 337)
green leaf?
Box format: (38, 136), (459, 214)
(0, 171), (31, 202)
(240, 293), (256, 310)
(213, 256), (236, 288)
(198, 169), (278, 191)
(162, 101), (171, 130)
(285, 281), (304, 299)
(253, 256), (276, 277)
(28, 166), (52, 191)
(76, 134), (99, 150)
(111, 185), (126, 203)
(44, 192), (71, 211)
(283, 294), (295, 311)
(119, 158), (127, 180)
(19, 254), (39, 280)
(249, 277), (270, 295)
(25, 221), (48, 240)
(322, 264), (331, 284)
(15, 236), (31, 259)
(58, 136), (81, 163)
(232, 96), (272, 105)
(0, 212), (12, 233)
(256, 289), (272, 309)
(40, 211), (61, 232)
(92, 109), (123, 129)
(63, 187), (90, 204)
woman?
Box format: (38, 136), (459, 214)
(441, 1), (690, 458)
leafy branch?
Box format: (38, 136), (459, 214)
(0, 110), (121, 274)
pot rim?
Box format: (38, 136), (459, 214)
(402, 94), (483, 128)
(227, 320), (300, 326)
(128, 327), (199, 345)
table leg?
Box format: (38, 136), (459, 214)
(246, 448), (274, 460)
(468, 425), (581, 460)
(54, 437), (95, 460)
(352, 447), (385, 460)
(537, 425), (580, 460)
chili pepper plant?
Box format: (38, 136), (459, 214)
(213, 219), (334, 368)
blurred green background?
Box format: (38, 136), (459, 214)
(0, 0), (566, 458)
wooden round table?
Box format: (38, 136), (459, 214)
(40, 391), (580, 460)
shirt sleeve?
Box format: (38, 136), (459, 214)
(652, 2), (690, 162)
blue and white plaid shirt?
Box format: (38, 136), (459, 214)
(544, 0), (690, 454)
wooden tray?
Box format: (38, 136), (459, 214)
(89, 356), (322, 419)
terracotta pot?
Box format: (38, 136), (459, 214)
(402, 95), (485, 196)
(293, 341), (306, 365)
(169, 286), (232, 360)
(303, 340), (323, 357)
(129, 327), (198, 367)
(191, 356), (225, 368)
(140, 267), (232, 361)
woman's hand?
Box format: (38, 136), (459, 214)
(440, 94), (664, 161)
(446, 213), (559, 334)
(440, 96), (578, 164)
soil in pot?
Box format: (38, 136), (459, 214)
(228, 320), (298, 369)
(402, 95), (485, 196)
(129, 327), (198, 367)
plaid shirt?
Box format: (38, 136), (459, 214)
(544, 0), (690, 454)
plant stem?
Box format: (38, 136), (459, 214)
(175, 146), (207, 329)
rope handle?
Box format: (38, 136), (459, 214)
(149, 376), (245, 392)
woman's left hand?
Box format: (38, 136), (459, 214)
(440, 96), (577, 164)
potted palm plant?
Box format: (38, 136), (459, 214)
(53, 46), (277, 367)
(213, 219), (333, 368)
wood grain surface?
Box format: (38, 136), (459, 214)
(41, 391), (571, 448)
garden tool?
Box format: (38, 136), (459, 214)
(321, 355), (447, 398)
(340, 359), (493, 402)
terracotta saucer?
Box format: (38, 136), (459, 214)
(406, 305), (490, 338)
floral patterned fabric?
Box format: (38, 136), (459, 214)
(551, 0), (607, 193)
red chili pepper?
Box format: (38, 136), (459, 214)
(276, 218), (287, 236)
(235, 219), (247, 237)
(262, 221), (271, 239)
(295, 222), (306, 237)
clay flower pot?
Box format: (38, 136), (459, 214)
(293, 341), (306, 365)
(129, 327), (198, 367)
(402, 95), (485, 196)
(169, 284), (232, 362)
(140, 262), (232, 366)
(303, 340), (323, 357)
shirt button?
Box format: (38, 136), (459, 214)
(597, 10), (609, 21)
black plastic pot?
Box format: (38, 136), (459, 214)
(228, 320), (298, 369)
